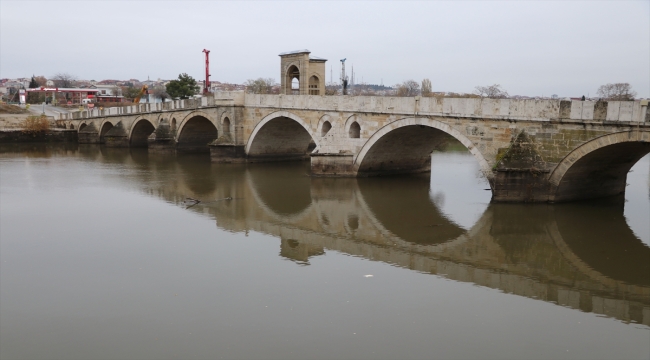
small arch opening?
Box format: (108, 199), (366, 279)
(347, 214), (359, 231)
(321, 121), (332, 137)
(223, 117), (231, 135)
(171, 118), (177, 132)
(286, 65), (300, 95)
(69, 124), (75, 130)
(321, 214), (330, 226)
(79, 123), (87, 132)
(349, 121), (361, 138)
(309, 75), (320, 95)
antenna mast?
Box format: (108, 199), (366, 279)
(340, 58), (349, 95)
(202, 49), (211, 94)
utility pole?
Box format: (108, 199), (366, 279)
(202, 49), (211, 95)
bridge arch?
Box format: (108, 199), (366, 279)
(548, 131), (650, 202)
(99, 120), (114, 143)
(176, 111), (219, 153)
(245, 111), (318, 160)
(353, 117), (491, 177)
(129, 117), (156, 148)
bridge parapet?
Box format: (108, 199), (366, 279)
(243, 94), (649, 123)
(61, 92), (648, 123)
(58, 94), (242, 121)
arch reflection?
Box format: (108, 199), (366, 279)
(356, 176), (465, 244)
(84, 149), (650, 326)
(246, 162), (312, 218)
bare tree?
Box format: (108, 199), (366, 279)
(351, 83), (376, 96)
(121, 86), (142, 102)
(421, 79), (432, 97)
(112, 86), (122, 99)
(33, 76), (47, 87)
(474, 84), (509, 98)
(244, 78), (277, 94)
(445, 92), (481, 98)
(396, 80), (420, 97)
(596, 83), (637, 101)
(152, 86), (169, 102)
(325, 85), (339, 95)
(51, 73), (77, 88)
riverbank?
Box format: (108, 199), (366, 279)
(0, 114), (31, 130)
(0, 113), (75, 143)
(0, 129), (77, 143)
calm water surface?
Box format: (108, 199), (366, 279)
(1, 144), (649, 360)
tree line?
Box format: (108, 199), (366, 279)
(242, 77), (639, 101)
(22, 71), (640, 103)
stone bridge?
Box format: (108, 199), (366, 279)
(73, 148), (650, 327)
(58, 93), (650, 202)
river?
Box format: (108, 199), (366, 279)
(1, 143), (648, 360)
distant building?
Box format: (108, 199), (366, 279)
(92, 84), (122, 96)
(97, 80), (119, 86)
(96, 95), (127, 103)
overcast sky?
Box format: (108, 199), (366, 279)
(1, 1), (648, 97)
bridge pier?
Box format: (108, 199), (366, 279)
(310, 153), (356, 176)
(147, 121), (176, 152)
(78, 132), (100, 144)
(148, 137), (176, 152)
(491, 169), (552, 202)
(78, 122), (100, 144)
(103, 121), (129, 147)
(210, 143), (247, 163)
(210, 144), (311, 163)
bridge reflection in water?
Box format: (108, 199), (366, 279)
(59, 145), (650, 326)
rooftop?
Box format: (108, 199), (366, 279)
(279, 49), (311, 56)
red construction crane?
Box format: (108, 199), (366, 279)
(202, 49), (211, 94)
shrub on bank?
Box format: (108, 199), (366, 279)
(22, 115), (50, 134)
(0, 103), (28, 114)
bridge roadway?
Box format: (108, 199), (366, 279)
(58, 93), (650, 202)
(65, 147), (650, 327)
